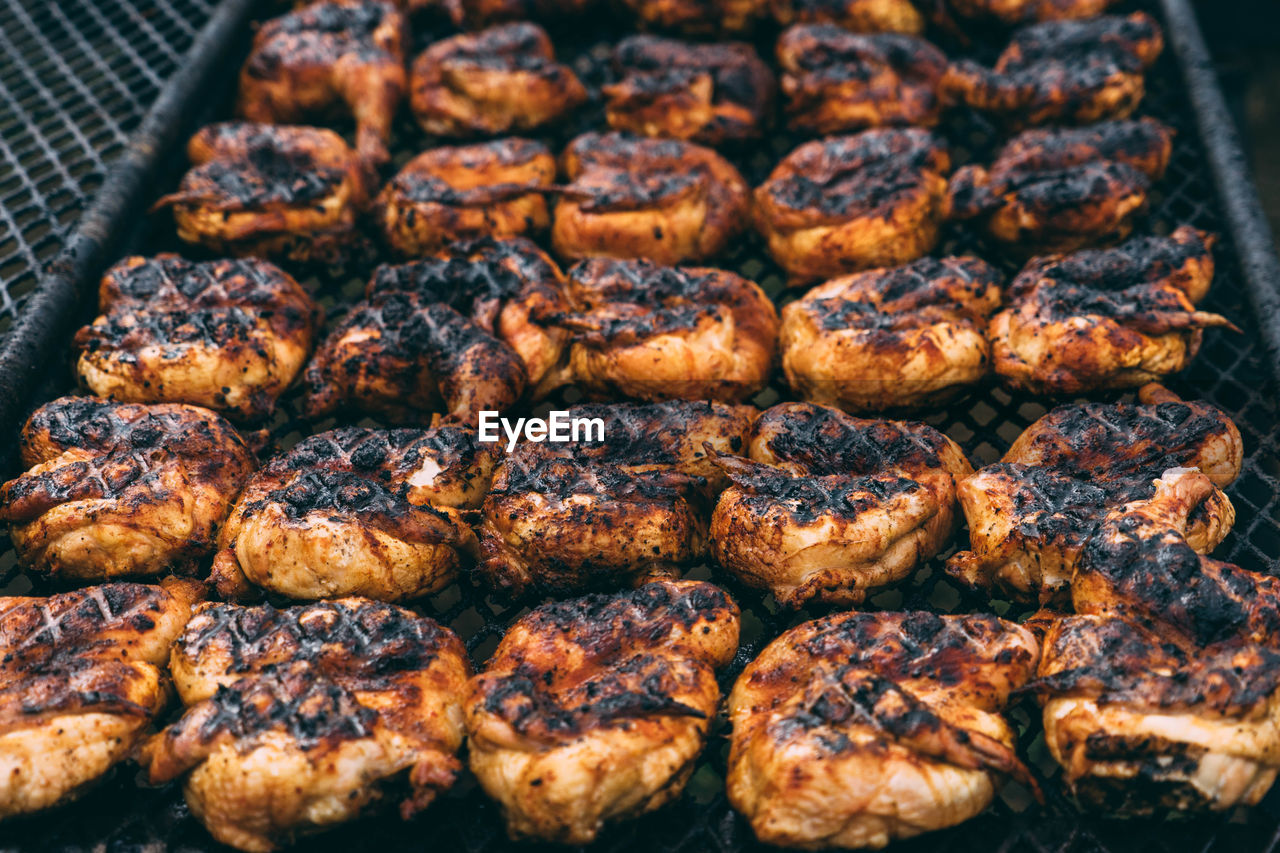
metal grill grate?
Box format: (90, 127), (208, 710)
(4, 0), (1280, 851)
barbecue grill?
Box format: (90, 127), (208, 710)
(2, 0), (1280, 850)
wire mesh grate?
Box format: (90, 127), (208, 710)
(2, 0), (1280, 850)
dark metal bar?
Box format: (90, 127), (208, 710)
(1161, 0), (1280, 385)
(0, 0), (258, 461)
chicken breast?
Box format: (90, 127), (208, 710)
(0, 579), (201, 820)
(211, 427), (491, 602)
(558, 257), (778, 403)
(410, 23), (586, 137)
(373, 138), (555, 257)
(74, 255), (322, 421)
(465, 580), (740, 843)
(948, 384), (1243, 604)
(140, 598), (471, 852)
(753, 129), (951, 283)
(552, 131), (750, 264)
(780, 255), (1002, 411)
(729, 610), (1040, 848)
(0, 397), (255, 580)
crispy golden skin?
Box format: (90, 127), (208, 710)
(552, 131), (750, 265)
(931, 0), (1121, 27)
(753, 129), (950, 284)
(153, 122), (369, 265)
(0, 579), (201, 820)
(238, 1), (405, 167)
(211, 427), (492, 603)
(74, 255), (322, 422)
(729, 611), (1040, 849)
(781, 256), (1002, 412)
(778, 27), (947, 135)
(770, 0), (924, 32)
(1029, 468), (1280, 813)
(0, 397), (255, 580)
(303, 244), (555, 422)
(941, 13), (1163, 128)
(465, 580), (740, 843)
(990, 227), (1236, 395)
(947, 384), (1242, 604)
(604, 36), (775, 145)
(410, 23), (586, 137)
(710, 402), (972, 607)
(140, 599), (470, 852)
(476, 400), (755, 598)
(618, 0), (766, 33)
(949, 118), (1173, 255)
(557, 257), (778, 403)
(373, 138), (554, 257)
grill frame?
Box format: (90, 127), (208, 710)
(2, 0), (1280, 851)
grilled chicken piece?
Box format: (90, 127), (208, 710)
(211, 427), (491, 603)
(618, 0), (766, 34)
(753, 129), (950, 283)
(604, 36), (775, 145)
(949, 118), (1173, 255)
(557, 257), (778, 403)
(476, 400), (754, 598)
(303, 247), (546, 422)
(0, 397), (255, 580)
(423, 0), (596, 27)
(780, 255), (1002, 412)
(466, 580), (740, 843)
(1030, 467), (1280, 813)
(410, 23), (587, 138)
(0, 579), (201, 820)
(710, 401), (972, 607)
(373, 138), (554, 257)
(729, 610), (1040, 848)
(238, 1), (405, 167)
(140, 599), (470, 852)
(74, 255), (322, 422)
(553, 131), (750, 264)
(778, 27), (948, 134)
(990, 227), (1236, 395)
(154, 122), (369, 264)
(770, 0), (924, 32)
(947, 384), (1242, 604)
(930, 0), (1121, 27)
(942, 13), (1164, 128)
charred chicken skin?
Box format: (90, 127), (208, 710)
(777, 26), (948, 135)
(948, 384), (1242, 604)
(74, 255), (322, 422)
(410, 23), (587, 138)
(930, 0), (1121, 28)
(604, 35), (775, 145)
(556, 257), (778, 403)
(949, 118), (1174, 255)
(476, 400), (754, 598)
(552, 131), (751, 265)
(770, 0), (924, 33)
(0, 579), (201, 820)
(211, 427), (491, 603)
(1031, 467), (1280, 813)
(618, 0), (766, 35)
(425, 0), (596, 28)
(465, 580), (740, 843)
(780, 255), (1002, 412)
(140, 599), (471, 852)
(729, 610), (1041, 848)
(753, 129), (951, 283)
(303, 241), (563, 422)
(990, 226), (1236, 395)
(238, 0), (406, 168)
(0, 397), (255, 580)
(941, 13), (1164, 128)
(373, 138), (554, 257)
(154, 122), (369, 264)
(710, 401), (972, 607)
